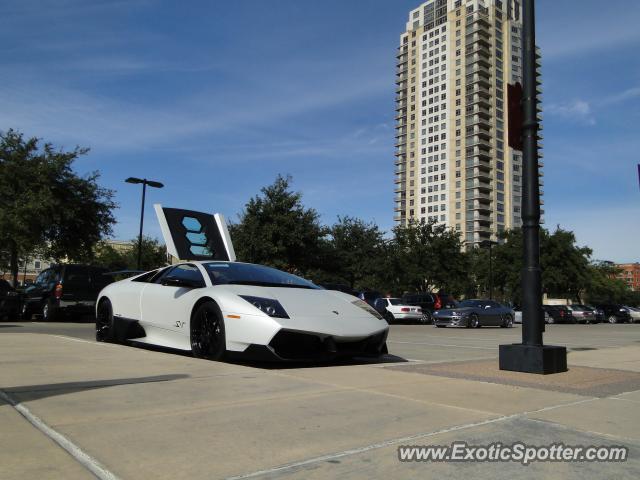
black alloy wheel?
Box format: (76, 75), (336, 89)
(96, 299), (116, 342)
(420, 311), (431, 325)
(469, 314), (480, 328)
(191, 302), (226, 361)
(501, 314), (513, 328)
(42, 299), (59, 322)
(607, 315), (618, 324)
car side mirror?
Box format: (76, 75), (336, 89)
(161, 276), (199, 288)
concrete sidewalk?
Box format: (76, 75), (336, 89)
(1, 332), (638, 479)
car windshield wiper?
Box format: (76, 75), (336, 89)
(226, 280), (315, 289)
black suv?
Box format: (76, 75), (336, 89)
(21, 265), (114, 321)
(542, 305), (576, 324)
(401, 291), (455, 323)
(596, 304), (632, 324)
(0, 279), (21, 320)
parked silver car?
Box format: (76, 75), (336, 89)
(567, 304), (598, 324)
(514, 309), (551, 324)
(433, 299), (514, 328)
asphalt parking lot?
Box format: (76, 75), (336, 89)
(1, 321), (639, 479)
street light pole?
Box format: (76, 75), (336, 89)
(499, 0), (566, 374)
(480, 240), (497, 300)
(125, 177), (164, 270)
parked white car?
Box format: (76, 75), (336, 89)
(372, 297), (424, 324)
(95, 205), (389, 362)
(624, 306), (640, 323)
(514, 310), (551, 324)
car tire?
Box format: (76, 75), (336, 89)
(501, 314), (513, 328)
(96, 299), (117, 343)
(607, 315), (618, 324)
(420, 312), (431, 325)
(547, 316), (554, 324)
(20, 303), (32, 321)
(42, 300), (59, 322)
(191, 302), (226, 361)
(384, 312), (395, 324)
(469, 314), (480, 328)
(435, 325), (446, 328)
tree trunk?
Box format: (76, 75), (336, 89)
(10, 240), (19, 287)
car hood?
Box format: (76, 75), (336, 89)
(212, 284), (387, 338)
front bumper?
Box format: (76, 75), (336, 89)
(239, 328), (389, 362)
(433, 315), (468, 327)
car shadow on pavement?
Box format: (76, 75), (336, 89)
(1, 374), (189, 403)
(228, 353), (409, 370)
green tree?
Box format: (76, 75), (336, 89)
(229, 175), (325, 273)
(0, 129), (116, 284)
(94, 237), (168, 272)
(387, 219), (467, 295)
(323, 216), (386, 289)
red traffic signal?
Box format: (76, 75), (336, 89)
(507, 82), (523, 151)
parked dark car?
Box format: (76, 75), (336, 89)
(357, 290), (381, 307)
(0, 279), (21, 320)
(542, 305), (576, 324)
(596, 304), (632, 324)
(586, 305), (605, 323)
(402, 291), (455, 323)
(432, 299), (514, 328)
(21, 265), (114, 321)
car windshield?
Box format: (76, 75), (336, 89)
(388, 298), (402, 305)
(457, 300), (482, 308)
(203, 262), (319, 289)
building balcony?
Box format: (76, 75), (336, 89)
(396, 65), (408, 75)
(394, 156), (405, 165)
(467, 189), (493, 202)
(469, 200), (492, 213)
(466, 147), (492, 161)
(395, 81), (407, 92)
(395, 101), (407, 111)
(396, 72), (408, 83)
(466, 72), (492, 87)
(395, 147), (407, 156)
(466, 84), (491, 98)
(465, 114), (492, 128)
(465, 94), (492, 109)
(466, 156), (492, 170)
(393, 183), (406, 193)
(466, 12), (491, 28)
(395, 111), (407, 121)
(466, 125), (491, 140)
(466, 24), (491, 38)
(466, 32), (491, 47)
(395, 127), (407, 137)
(472, 224), (493, 234)
(465, 53), (492, 68)
(396, 46), (408, 58)
(394, 139), (407, 148)
(465, 62), (492, 77)
(466, 137), (492, 151)
(466, 166), (492, 181)
(466, 104), (492, 118)
(395, 93), (407, 102)
(466, 179), (492, 191)
(472, 211), (492, 223)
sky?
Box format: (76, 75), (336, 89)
(1, 0), (639, 263)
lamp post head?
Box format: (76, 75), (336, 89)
(125, 177), (143, 184)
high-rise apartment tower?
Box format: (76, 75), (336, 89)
(394, 0), (543, 247)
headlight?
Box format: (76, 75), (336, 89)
(239, 296), (289, 319)
(351, 299), (384, 320)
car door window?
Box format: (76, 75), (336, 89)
(163, 264), (205, 288)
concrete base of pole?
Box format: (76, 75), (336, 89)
(499, 344), (567, 374)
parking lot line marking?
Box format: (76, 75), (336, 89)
(224, 397), (598, 480)
(0, 389), (120, 480)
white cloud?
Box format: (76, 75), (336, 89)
(546, 100), (595, 125)
(600, 86), (640, 106)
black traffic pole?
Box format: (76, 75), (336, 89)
(126, 177), (164, 271)
(499, 0), (566, 374)
(137, 181), (147, 271)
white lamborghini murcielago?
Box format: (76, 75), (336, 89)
(95, 205), (389, 361)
